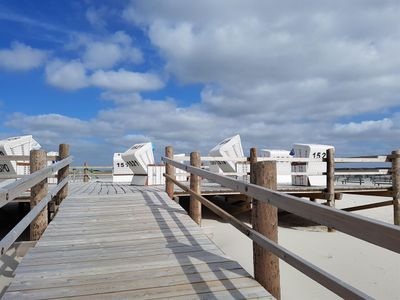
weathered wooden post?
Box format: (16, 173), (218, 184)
(165, 146), (175, 199)
(326, 148), (335, 232)
(249, 147), (257, 225)
(54, 144), (69, 206)
(392, 149), (400, 225)
(249, 148), (258, 167)
(251, 160), (281, 299)
(30, 149), (48, 241)
(190, 151), (201, 225)
(83, 162), (89, 183)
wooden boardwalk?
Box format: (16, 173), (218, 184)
(68, 180), (392, 198)
(2, 184), (272, 299)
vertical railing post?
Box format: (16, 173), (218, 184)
(165, 146), (174, 199)
(30, 149), (48, 241)
(392, 149), (400, 225)
(249, 148), (258, 167)
(326, 148), (335, 232)
(190, 151), (201, 225)
(54, 144), (69, 208)
(249, 147), (257, 225)
(83, 162), (89, 183)
(251, 161), (281, 299)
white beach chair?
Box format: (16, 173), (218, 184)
(112, 153), (134, 183)
(0, 135), (41, 183)
(260, 149), (293, 185)
(291, 143), (334, 186)
(121, 142), (154, 185)
(208, 135), (244, 174)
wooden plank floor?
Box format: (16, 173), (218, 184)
(2, 184), (272, 299)
(67, 180), (391, 198)
(68, 181), (239, 197)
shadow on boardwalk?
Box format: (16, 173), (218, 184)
(144, 190), (249, 299)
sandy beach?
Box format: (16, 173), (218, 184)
(202, 194), (400, 299)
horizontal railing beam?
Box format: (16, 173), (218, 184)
(173, 155), (391, 163)
(71, 166), (113, 169)
(174, 156), (325, 162)
(162, 157), (400, 254)
(0, 155), (57, 161)
(0, 156), (72, 208)
(335, 170), (391, 176)
(0, 176), (69, 256)
(164, 173), (372, 300)
(342, 200), (394, 212)
(335, 156), (389, 163)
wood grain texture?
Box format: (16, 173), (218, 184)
(30, 149), (48, 241)
(190, 151), (201, 225)
(83, 162), (89, 183)
(163, 156), (400, 254)
(326, 148), (335, 232)
(165, 146), (175, 199)
(251, 161), (281, 299)
(3, 183), (272, 300)
(165, 173), (373, 300)
(392, 149), (400, 225)
(55, 144), (69, 206)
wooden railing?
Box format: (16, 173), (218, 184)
(332, 151), (398, 225)
(70, 164), (112, 182)
(162, 147), (400, 300)
(172, 149), (399, 225)
(0, 144), (72, 255)
(0, 154), (59, 180)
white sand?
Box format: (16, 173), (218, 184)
(202, 194), (400, 299)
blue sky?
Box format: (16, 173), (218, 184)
(0, 1), (399, 164)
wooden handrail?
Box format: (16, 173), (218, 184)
(335, 156), (389, 163)
(174, 156), (325, 162)
(1, 144), (72, 255)
(71, 166), (113, 169)
(0, 155), (57, 161)
(163, 154), (400, 299)
(164, 173), (371, 300)
(0, 156), (73, 208)
(173, 155), (391, 163)
(162, 156), (400, 253)
(0, 176), (69, 255)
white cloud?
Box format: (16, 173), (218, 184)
(90, 69), (164, 92)
(123, 1), (400, 122)
(4, 1), (400, 163)
(83, 40), (142, 69)
(45, 59), (88, 90)
(69, 31), (143, 70)
(333, 119), (394, 135)
(0, 42), (47, 71)
(45, 60), (163, 92)
(5, 95), (400, 165)
(5, 113), (91, 135)
(83, 42), (122, 69)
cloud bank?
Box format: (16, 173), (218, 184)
(2, 1), (400, 163)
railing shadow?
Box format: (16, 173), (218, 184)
(141, 190), (249, 299)
(0, 247), (19, 298)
